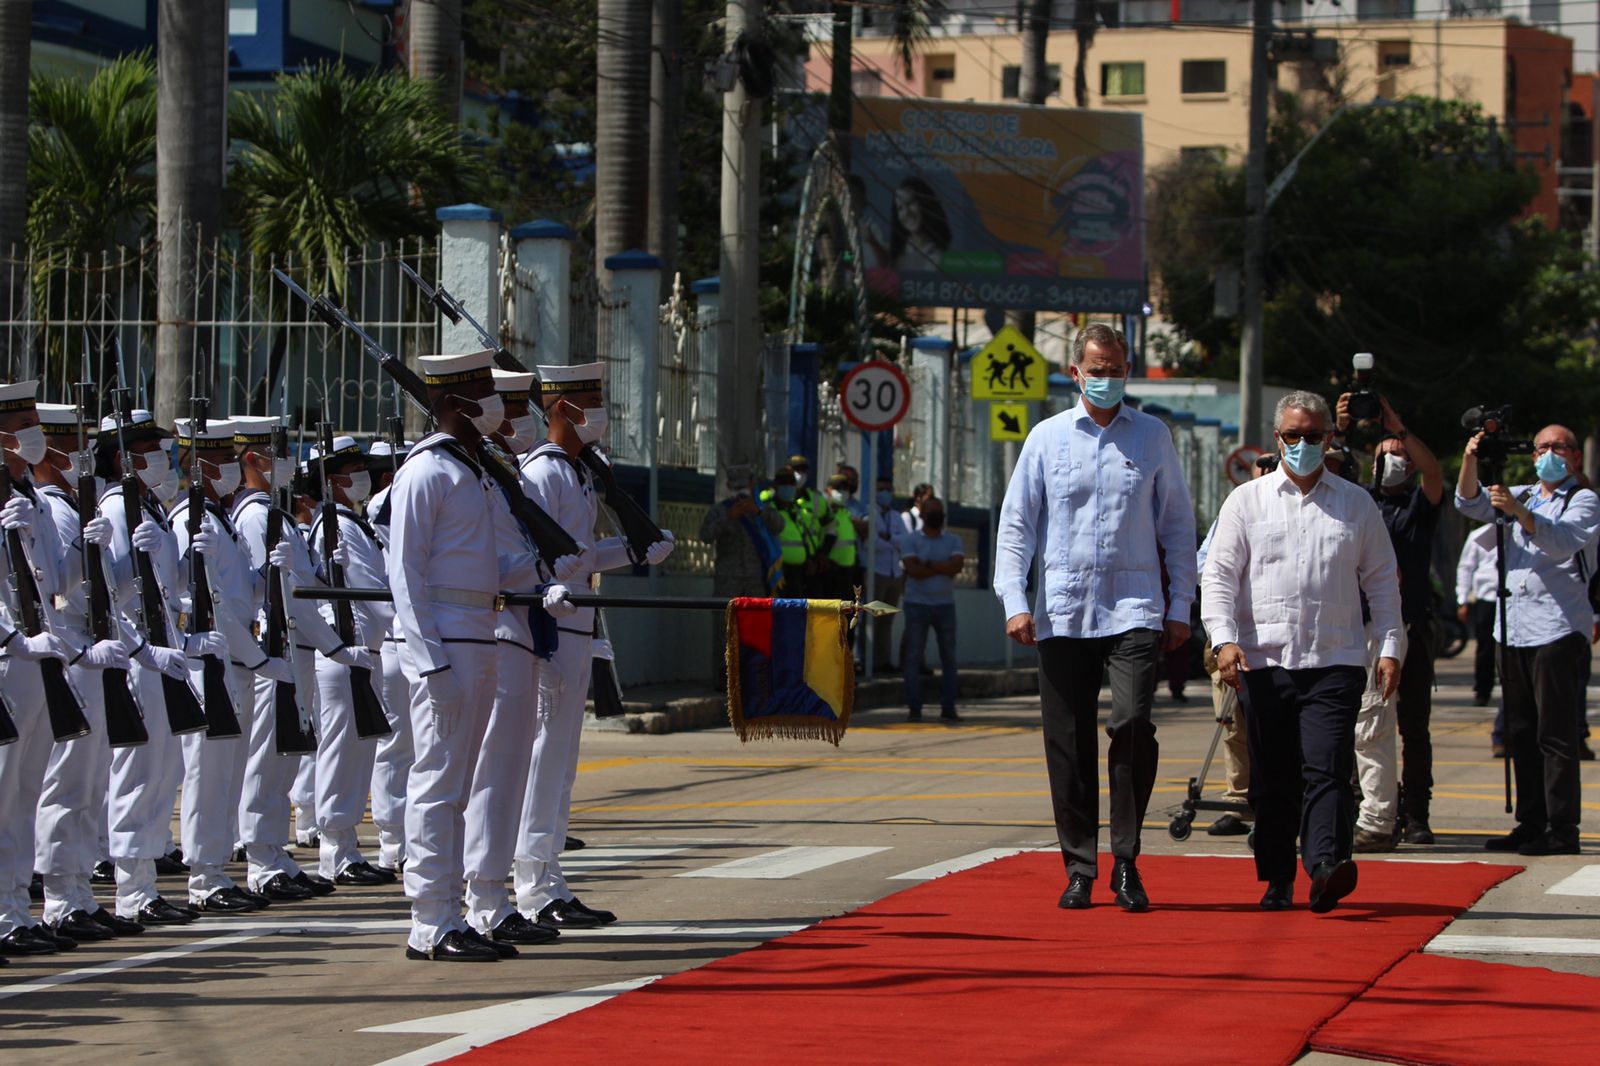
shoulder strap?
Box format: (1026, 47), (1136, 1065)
(412, 435), (483, 478)
(528, 441), (585, 482)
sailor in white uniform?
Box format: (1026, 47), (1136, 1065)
(513, 363), (673, 929)
(366, 436), (415, 877)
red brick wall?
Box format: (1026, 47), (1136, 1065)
(1506, 25), (1571, 225)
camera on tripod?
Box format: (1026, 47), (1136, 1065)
(1347, 353), (1382, 423)
(1461, 403), (1533, 488)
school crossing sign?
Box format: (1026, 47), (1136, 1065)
(971, 325), (1048, 401)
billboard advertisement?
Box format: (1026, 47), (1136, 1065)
(849, 98), (1144, 313)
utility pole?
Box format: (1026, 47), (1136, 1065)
(1238, 0), (1272, 449)
(717, 0), (764, 481)
(648, 0), (683, 300)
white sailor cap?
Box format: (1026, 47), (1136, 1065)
(492, 368), (537, 400)
(308, 434), (364, 464)
(0, 380), (39, 413)
(419, 350), (495, 387)
(537, 363), (604, 397)
(98, 409), (170, 440)
(38, 402), (89, 438)
(230, 416), (281, 446)
(175, 417), (235, 446)
(368, 438), (415, 458)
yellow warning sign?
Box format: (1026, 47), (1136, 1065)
(971, 325), (1048, 401)
(990, 402), (1029, 442)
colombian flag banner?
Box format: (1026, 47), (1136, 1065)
(725, 597), (855, 745)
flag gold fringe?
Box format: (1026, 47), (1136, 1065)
(725, 599), (855, 746)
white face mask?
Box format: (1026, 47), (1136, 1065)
(152, 467), (180, 503)
(9, 425), (47, 466)
(828, 489), (848, 505)
(271, 457), (296, 487)
(793, 471), (807, 489)
(209, 461), (242, 498)
(468, 393), (506, 436)
(507, 414), (542, 451)
(1379, 453), (1411, 489)
(137, 456), (168, 490)
(342, 469), (372, 506)
(563, 402), (607, 445)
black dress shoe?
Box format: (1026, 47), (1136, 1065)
(295, 832), (321, 850)
(565, 896), (617, 925)
(334, 861), (390, 887)
(563, 837), (586, 852)
(155, 849), (189, 876)
(136, 898), (199, 925)
(1058, 873), (1094, 910)
(906, 709), (923, 722)
(29, 872), (43, 902)
(231, 846), (247, 863)
(940, 709), (963, 722)
(465, 928), (519, 958)
(1111, 859), (1150, 913)
(258, 874), (314, 902)
(29, 924), (79, 951)
(537, 898), (604, 929)
(292, 872), (337, 897)
(52, 910), (116, 942)
(1518, 832), (1580, 856)
(1400, 822), (1436, 846)
(1309, 860), (1358, 914)
(491, 913), (560, 945)
(1485, 824), (1542, 852)
(234, 886), (272, 909)
(197, 887), (259, 913)
(369, 862), (399, 884)
(91, 860), (115, 885)
(1260, 880), (1294, 911)
(404, 929), (500, 962)
(0, 927), (58, 955)
(1207, 814), (1252, 837)
(89, 907), (144, 936)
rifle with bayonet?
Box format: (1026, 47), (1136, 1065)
(314, 422), (389, 739)
(75, 364), (146, 748)
(265, 422), (315, 755)
(185, 388), (241, 738)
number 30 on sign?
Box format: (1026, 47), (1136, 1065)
(838, 360), (912, 433)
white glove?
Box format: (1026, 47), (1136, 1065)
(191, 526), (221, 558)
(13, 631), (72, 662)
(0, 494), (35, 532)
(255, 655), (295, 684)
(267, 539), (293, 571)
(135, 643), (189, 680)
(79, 638), (132, 671)
(82, 515), (113, 547)
(592, 637), (614, 661)
(644, 531), (676, 566)
(328, 538), (351, 569)
(552, 548), (587, 583)
(542, 584), (577, 618)
(184, 630), (228, 659)
(423, 669), (462, 739)
(131, 519), (165, 554)
(330, 645), (373, 671)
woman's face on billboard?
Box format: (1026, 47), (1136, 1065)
(895, 186), (924, 234)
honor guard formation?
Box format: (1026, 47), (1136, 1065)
(0, 352), (676, 964)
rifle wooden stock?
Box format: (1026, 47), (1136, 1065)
(265, 426), (315, 755)
(79, 466), (147, 748)
(187, 397), (241, 739)
(316, 423), (390, 740)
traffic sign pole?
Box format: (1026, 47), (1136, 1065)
(864, 427), (877, 681)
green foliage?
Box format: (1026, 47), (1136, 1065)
(26, 53), (158, 254)
(228, 62), (483, 280)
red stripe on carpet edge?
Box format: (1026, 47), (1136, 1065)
(450, 855), (1516, 1066)
(1309, 953), (1600, 1066)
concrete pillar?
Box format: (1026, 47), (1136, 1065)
(692, 277), (721, 478)
(436, 203), (501, 353)
(910, 336), (953, 498)
(602, 249), (662, 474)
(511, 219), (574, 367)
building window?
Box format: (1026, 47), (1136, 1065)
(1181, 60), (1227, 95)
(1101, 62), (1145, 97)
(930, 66), (955, 82)
(228, 0), (258, 36)
(1378, 40), (1411, 68)
(852, 69), (883, 96)
(1002, 64), (1061, 99)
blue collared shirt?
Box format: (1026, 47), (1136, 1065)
(1456, 477), (1600, 647)
(993, 401), (1197, 641)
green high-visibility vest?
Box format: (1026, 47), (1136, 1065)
(827, 502), (858, 566)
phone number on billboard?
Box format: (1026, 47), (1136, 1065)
(898, 278), (1142, 311)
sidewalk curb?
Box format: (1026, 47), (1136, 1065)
(583, 666), (1041, 735)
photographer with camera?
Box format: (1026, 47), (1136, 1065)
(1335, 375), (1445, 850)
(1457, 421), (1598, 856)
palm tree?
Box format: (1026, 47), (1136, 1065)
(228, 63), (482, 282)
(595, 0), (652, 280)
(0, 3), (30, 373)
(27, 54), (159, 254)
(407, 0), (463, 121)
(1071, 0), (1096, 108)
(1019, 1), (1052, 106)
(648, 0), (682, 298)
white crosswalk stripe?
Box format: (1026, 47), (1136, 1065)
(560, 845), (690, 871)
(1428, 934), (1600, 957)
(888, 848), (1032, 881)
(677, 845), (890, 880)
(1545, 865), (1600, 897)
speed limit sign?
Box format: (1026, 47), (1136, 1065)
(838, 360), (912, 433)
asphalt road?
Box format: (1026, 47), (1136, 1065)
(2, 649), (1595, 1065)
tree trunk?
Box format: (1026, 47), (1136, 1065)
(154, 0), (227, 427)
(0, 3), (29, 374)
(1018, 1), (1051, 106)
(408, 0), (462, 121)
(828, 3), (852, 169)
(648, 0), (683, 300)
(1072, 0), (1096, 109)
(596, 0), (653, 283)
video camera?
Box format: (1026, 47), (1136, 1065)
(1461, 404), (1533, 488)
(1347, 353), (1381, 423)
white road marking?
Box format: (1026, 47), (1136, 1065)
(1428, 934), (1600, 957)
(889, 848), (1030, 881)
(363, 976), (660, 1066)
(1546, 865), (1600, 896)
(677, 845), (890, 880)
(560, 845), (690, 871)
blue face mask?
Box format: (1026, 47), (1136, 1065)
(1536, 450), (1570, 483)
(1280, 438), (1325, 478)
(875, 490), (893, 508)
(776, 486), (797, 503)
(1078, 372), (1126, 409)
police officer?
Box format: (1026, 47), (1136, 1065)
(822, 472), (862, 601)
(766, 466), (810, 595)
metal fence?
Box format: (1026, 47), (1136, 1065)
(656, 283), (718, 475)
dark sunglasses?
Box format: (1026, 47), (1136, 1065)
(1277, 431), (1327, 446)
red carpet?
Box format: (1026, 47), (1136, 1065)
(452, 854), (1514, 1065)
(1310, 953), (1600, 1065)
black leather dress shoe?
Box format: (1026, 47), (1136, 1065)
(53, 909), (116, 942)
(1111, 859), (1149, 913)
(154, 849), (189, 876)
(1485, 824), (1542, 852)
(563, 837), (586, 852)
(940, 709), (963, 722)
(334, 862), (390, 887)
(1207, 814), (1252, 837)
(0, 927), (58, 955)
(292, 872), (337, 897)
(1518, 832), (1581, 856)
(231, 846), (247, 863)
(91, 860), (115, 885)
(566, 897), (617, 925)
(90, 907), (144, 936)
(1058, 873), (1094, 910)
(1309, 860), (1358, 914)
(197, 887), (259, 913)
(29, 924), (79, 951)
(491, 913), (560, 945)
(404, 929), (500, 962)
(137, 898), (199, 925)
(234, 886), (272, 909)
(29, 872), (43, 902)
(374, 863), (402, 882)
(258, 874), (314, 902)
(537, 899), (604, 929)
(465, 928), (518, 958)
(1260, 880), (1294, 911)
